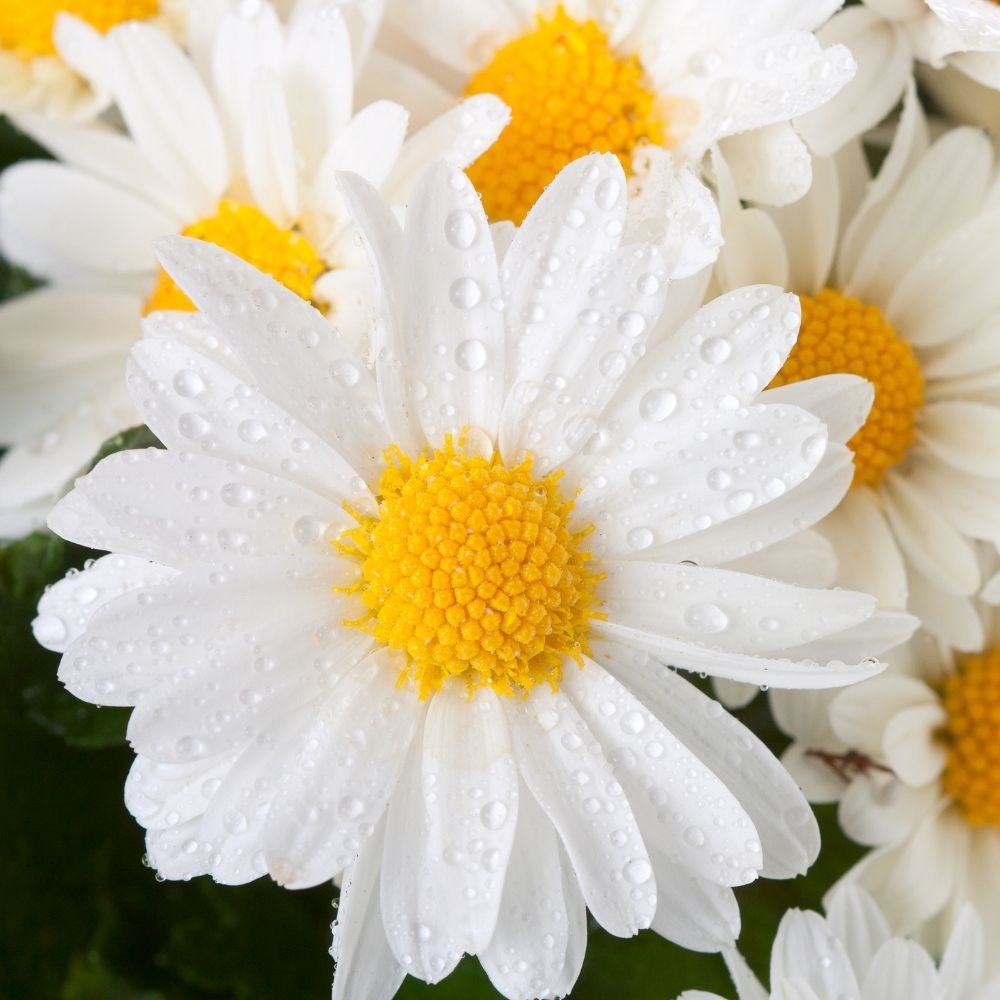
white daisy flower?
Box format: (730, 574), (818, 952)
(713, 87), (1000, 651)
(374, 0), (856, 218)
(34, 154), (912, 1000)
(773, 602), (1000, 967)
(0, 1), (185, 121)
(680, 883), (1000, 1000)
(797, 0), (1000, 154)
(0, 0), (508, 537)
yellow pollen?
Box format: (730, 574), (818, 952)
(336, 437), (603, 699)
(0, 0), (158, 59)
(940, 646), (1000, 827)
(144, 201), (324, 315)
(463, 5), (666, 224)
(768, 288), (924, 489)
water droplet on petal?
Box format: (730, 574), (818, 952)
(444, 210), (477, 249)
(455, 339), (488, 371)
(684, 602), (729, 634)
(449, 276), (483, 309)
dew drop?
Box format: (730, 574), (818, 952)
(480, 801), (509, 830)
(444, 209), (477, 249)
(617, 311), (647, 338)
(684, 602), (729, 634)
(623, 859), (652, 884)
(455, 339), (487, 372)
(173, 370), (206, 398)
(330, 359), (361, 388)
(237, 419), (267, 443)
(626, 526), (654, 551)
(638, 388), (678, 422)
(595, 176), (622, 210)
(178, 413), (210, 440)
(599, 350), (628, 379)
(700, 337), (732, 364)
(449, 276), (483, 310)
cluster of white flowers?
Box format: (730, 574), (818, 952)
(3, 1), (1000, 998)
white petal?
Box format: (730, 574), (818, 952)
(883, 703), (948, 786)
(862, 939), (938, 1000)
(713, 207), (790, 290)
(107, 23), (227, 217)
(597, 640), (821, 880)
(829, 674), (937, 757)
(846, 128), (992, 305)
(648, 445), (853, 568)
(282, 1), (354, 170)
(917, 402), (1000, 478)
(332, 816), (406, 1000)
(906, 560), (984, 652)
(49, 448), (351, 567)
(264, 650), (423, 889)
(152, 236), (387, 478)
(599, 561), (875, 654)
(127, 337), (371, 503)
(595, 619), (885, 690)
(379, 684), (518, 978)
(939, 904), (985, 1000)
(125, 751), (235, 831)
(770, 909), (862, 999)
(242, 69), (300, 227)
(625, 148), (723, 278)
(577, 403), (829, 560)
(384, 95), (510, 204)
(882, 474), (980, 596)
(795, 9), (911, 156)
(649, 852), (741, 952)
(816, 488), (907, 609)
(565, 658), (762, 887)
(0, 162), (172, 280)
(824, 883), (891, 980)
(506, 682), (655, 937)
(480, 781), (587, 1000)
(763, 374), (873, 446)
(401, 163), (504, 446)
(34, 552), (177, 654)
(718, 123), (813, 207)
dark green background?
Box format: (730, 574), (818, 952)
(0, 119), (863, 1000)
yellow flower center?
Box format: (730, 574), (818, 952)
(463, 4), (667, 224)
(144, 201), (324, 315)
(768, 288), (924, 489)
(0, 0), (158, 59)
(941, 646), (1000, 827)
(337, 437), (603, 699)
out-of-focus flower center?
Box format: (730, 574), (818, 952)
(337, 437), (603, 698)
(768, 288), (924, 489)
(941, 647), (1000, 827)
(144, 201), (324, 315)
(0, 0), (158, 58)
(463, 4), (668, 224)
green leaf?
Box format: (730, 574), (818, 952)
(88, 425), (165, 471)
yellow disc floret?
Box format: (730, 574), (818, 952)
(463, 5), (666, 224)
(144, 201), (325, 315)
(769, 288), (924, 489)
(941, 646), (1000, 827)
(0, 0), (158, 59)
(337, 437), (603, 699)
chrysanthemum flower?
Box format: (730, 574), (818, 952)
(774, 597), (1000, 967)
(33, 154), (915, 999)
(377, 0), (856, 218)
(0, 0), (508, 538)
(713, 88), (1000, 651)
(797, 0), (1000, 153)
(0, 0), (185, 120)
(679, 883), (1000, 1000)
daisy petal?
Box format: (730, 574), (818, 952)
(381, 684), (518, 978)
(402, 163), (504, 446)
(242, 69), (300, 227)
(649, 851), (740, 951)
(125, 752), (236, 832)
(507, 683), (655, 937)
(128, 337), (371, 502)
(824, 883), (891, 978)
(480, 781), (587, 1000)
(597, 640), (820, 879)
(565, 658), (762, 888)
(151, 237), (387, 477)
(332, 817), (406, 1000)
(264, 650), (423, 889)
(763, 373), (873, 445)
(861, 939), (938, 1000)
(771, 909), (862, 999)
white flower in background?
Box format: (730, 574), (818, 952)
(34, 155), (912, 1000)
(0, 0), (509, 538)
(713, 87), (1000, 652)
(679, 883), (1000, 1000)
(0, 0), (185, 120)
(376, 0), (856, 218)
(773, 594), (1000, 968)
(797, 0), (1000, 153)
